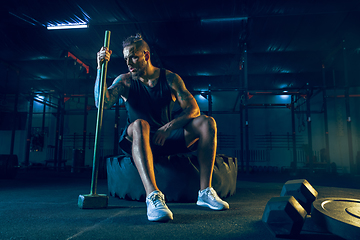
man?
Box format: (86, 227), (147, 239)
(95, 33), (229, 222)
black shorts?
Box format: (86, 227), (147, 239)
(119, 125), (192, 157)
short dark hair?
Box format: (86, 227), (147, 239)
(122, 33), (150, 52)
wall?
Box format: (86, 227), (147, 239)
(1, 87), (359, 173)
(0, 94), (28, 163)
(196, 89), (360, 172)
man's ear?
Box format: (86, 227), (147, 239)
(144, 51), (150, 61)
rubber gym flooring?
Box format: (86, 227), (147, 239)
(1, 168), (359, 240)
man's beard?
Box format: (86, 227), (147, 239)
(131, 67), (145, 80)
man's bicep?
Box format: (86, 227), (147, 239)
(105, 75), (126, 106)
(172, 76), (198, 109)
(109, 75), (124, 92)
(176, 88), (194, 105)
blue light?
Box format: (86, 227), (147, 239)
(47, 8), (90, 30)
(278, 83), (289, 89)
(201, 17), (248, 23)
(196, 72), (211, 76)
(280, 95), (290, 100)
(195, 94), (208, 102)
(35, 94), (44, 100)
(47, 23), (88, 30)
(200, 92), (208, 99)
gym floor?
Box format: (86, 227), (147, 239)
(1, 168), (359, 240)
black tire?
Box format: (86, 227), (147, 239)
(107, 154), (237, 202)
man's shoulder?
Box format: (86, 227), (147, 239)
(118, 72), (131, 80)
(164, 69), (183, 86)
(115, 73), (132, 87)
(164, 69), (175, 76)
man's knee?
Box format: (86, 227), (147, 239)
(198, 115), (217, 130)
(193, 115), (217, 138)
(129, 119), (151, 136)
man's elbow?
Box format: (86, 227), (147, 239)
(193, 108), (201, 118)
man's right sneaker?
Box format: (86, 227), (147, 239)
(196, 187), (229, 210)
(146, 190), (173, 222)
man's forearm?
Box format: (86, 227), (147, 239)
(94, 69), (103, 108)
(94, 68), (113, 109)
(164, 105), (200, 131)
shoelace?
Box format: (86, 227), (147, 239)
(149, 193), (165, 207)
(206, 188), (219, 201)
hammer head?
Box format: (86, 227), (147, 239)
(78, 194), (108, 209)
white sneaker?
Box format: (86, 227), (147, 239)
(146, 190), (173, 222)
(196, 187), (229, 210)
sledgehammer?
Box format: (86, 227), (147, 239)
(78, 30), (111, 209)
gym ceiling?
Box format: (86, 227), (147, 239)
(1, 0), (360, 98)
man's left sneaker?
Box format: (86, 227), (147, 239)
(196, 187), (229, 210)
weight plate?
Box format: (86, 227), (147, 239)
(346, 207), (360, 218)
(312, 198), (360, 240)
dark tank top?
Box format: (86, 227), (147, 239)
(124, 68), (174, 130)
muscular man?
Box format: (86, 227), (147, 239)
(95, 33), (229, 222)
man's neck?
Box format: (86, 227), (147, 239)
(139, 66), (160, 86)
